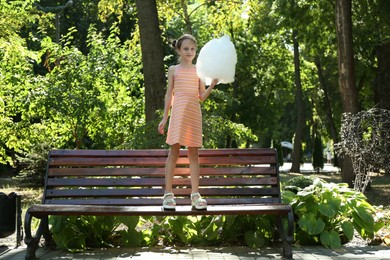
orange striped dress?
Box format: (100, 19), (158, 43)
(166, 66), (202, 147)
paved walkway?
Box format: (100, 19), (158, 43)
(1, 244), (390, 260)
(279, 162), (340, 174)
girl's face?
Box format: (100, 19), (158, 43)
(178, 39), (196, 62)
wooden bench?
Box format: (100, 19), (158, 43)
(24, 148), (294, 259)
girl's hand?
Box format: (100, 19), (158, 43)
(210, 78), (219, 87)
(158, 119), (167, 135)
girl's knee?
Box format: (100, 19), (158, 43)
(188, 147), (199, 159)
(168, 144), (180, 160)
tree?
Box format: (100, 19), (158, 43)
(375, 40), (390, 109)
(135, 0), (166, 122)
(312, 133), (324, 173)
(0, 0), (37, 165)
(290, 30), (305, 173)
(335, 0), (359, 186)
(269, 0), (308, 172)
(374, 0), (390, 110)
(35, 0), (73, 43)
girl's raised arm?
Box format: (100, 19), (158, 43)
(199, 78), (218, 102)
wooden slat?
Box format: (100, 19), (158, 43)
(198, 148), (276, 157)
(49, 148), (276, 158)
(199, 177), (278, 186)
(50, 149), (170, 157)
(43, 197), (281, 206)
(199, 156), (276, 165)
(48, 167), (166, 177)
(47, 178), (165, 187)
(28, 204), (291, 217)
(49, 157), (167, 167)
(49, 156), (275, 167)
(45, 187), (280, 198)
(45, 188), (164, 198)
(48, 166), (276, 177)
(46, 176), (277, 187)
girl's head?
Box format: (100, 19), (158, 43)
(172, 34), (197, 63)
(172, 34), (197, 50)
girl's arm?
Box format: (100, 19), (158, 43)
(158, 66), (175, 135)
(199, 79), (218, 102)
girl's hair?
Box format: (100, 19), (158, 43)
(172, 34), (197, 49)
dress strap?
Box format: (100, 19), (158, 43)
(173, 65), (180, 78)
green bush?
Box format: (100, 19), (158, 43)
(283, 176), (314, 194)
(49, 214), (277, 251)
(141, 214), (275, 248)
(282, 178), (384, 248)
(49, 215), (142, 251)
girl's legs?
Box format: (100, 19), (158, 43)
(188, 146), (200, 193)
(165, 143), (180, 193)
(188, 146), (207, 209)
(163, 143), (180, 209)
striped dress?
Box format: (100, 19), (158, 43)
(166, 65), (202, 147)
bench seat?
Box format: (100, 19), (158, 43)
(27, 203), (292, 217)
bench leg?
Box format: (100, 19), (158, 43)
(41, 217), (54, 249)
(277, 211), (294, 259)
(24, 210), (46, 260)
(16, 195), (23, 248)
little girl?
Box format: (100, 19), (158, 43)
(158, 34), (218, 210)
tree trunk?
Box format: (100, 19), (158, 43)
(335, 0), (359, 186)
(135, 0), (166, 122)
(375, 40), (390, 110)
(180, 0), (193, 35)
(314, 57), (339, 144)
(290, 30), (304, 173)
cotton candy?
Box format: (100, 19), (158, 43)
(196, 35), (237, 85)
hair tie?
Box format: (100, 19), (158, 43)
(172, 40), (177, 48)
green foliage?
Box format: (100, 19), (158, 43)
(1, 18), (146, 177)
(49, 213), (278, 251)
(142, 216), (223, 246)
(0, 20), (38, 164)
(33, 24), (145, 149)
(141, 214), (276, 248)
(222, 215), (275, 248)
(283, 178), (384, 248)
(203, 114), (258, 148)
(2, 0), (386, 174)
(0, 0), (36, 39)
(49, 215), (142, 251)
(283, 176), (314, 194)
(14, 141), (51, 184)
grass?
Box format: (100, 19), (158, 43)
(0, 179), (43, 209)
(366, 173), (390, 207)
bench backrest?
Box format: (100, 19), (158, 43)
(43, 148), (281, 206)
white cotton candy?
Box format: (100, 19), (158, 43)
(196, 35), (237, 85)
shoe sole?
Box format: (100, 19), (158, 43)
(162, 206), (176, 210)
